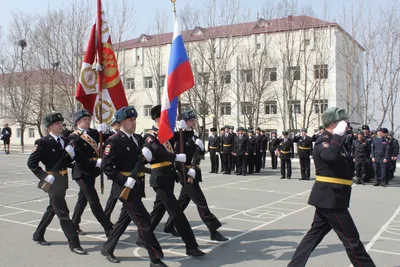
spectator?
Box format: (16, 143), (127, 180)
(1, 124), (12, 154)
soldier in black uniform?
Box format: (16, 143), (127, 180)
(61, 123), (72, 138)
(208, 127), (220, 173)
(387, 131), (398, 181)
(343, 126), (355, 174)
(138, 105), (205, 257)
(229, 126), (237, 173)
(293, 128), (313, 180)
(27, 112), (87, 255)
(362, 125), (374, 182)
(163, 111), (228, 242)
(69, 110), (113, 236)
(268, 132), (278, 169)
(247, 129), (256, 174)
(288, 107), (375, 267)
(100, 106), (166, 266)
(254, 127), (262, 173)
(220, 125), (234, 174)
(219, 127), (226, 173)
(371, 128), (391, 187)
(276, 131), (294, 179)
(312, 126), (325, 142)
(352, 132), (370, 184)
(260, 130), (268, 169)
(234, 127), (249, 176)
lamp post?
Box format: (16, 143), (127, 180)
(18, 39), (27, 153)
(50, 61), (60, 111)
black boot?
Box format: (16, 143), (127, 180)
(210, 230), (228, 242)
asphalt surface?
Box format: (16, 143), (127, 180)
(0, 152), (399, 267)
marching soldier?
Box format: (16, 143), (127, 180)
(220, 125), (233, 174)
(276, 131), (294, 179)
(247, 129), (256, 174)
(69, 110), (113, 236)
(371, 128), (391, 187)
(234, 127), (249, 176)
(293, 128), (313, 180)
(260, 130), (268, 169)
(100, 106), (166, 266)
(28, 112), (87, 255)
(352, 132), (369, 184)
(208, 127), (220, 173)
(268, 131), (278, 169)
(288, 107), (375, 267)
(362, 125), (374, 182)
(254, 127), (262, 173)
(219, 127), (226, 173)
(163, 111), (228, 242)
(138, 105), (205, 257)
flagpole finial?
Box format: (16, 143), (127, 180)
(171, 0), (176, 12)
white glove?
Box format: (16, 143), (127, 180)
(44, 175), (55, 184)
(187, 168), (196, 178)
(333, 120), (348, 136)
(65, 145), (75, 158)
(124, 177), (136, 189)
(96, 158), (102, 168)
(195, 139), (204, 151)
(216, 152), (219, 156)
(178, 120), (187, 130)
(142, 147), (153, 162)
(175, 153), (187, 162)
(97, 123), (107, 133)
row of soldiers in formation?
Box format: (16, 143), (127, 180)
(207, 124), (399, 185)
(27, 105), (230, 267)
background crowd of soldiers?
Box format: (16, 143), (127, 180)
(207, 124), (399, 185)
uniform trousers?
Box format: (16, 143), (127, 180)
(270, 151), (277, 169)
(288, 208), (375, 267)
(248, 153), (255, 173)
(237, 154), (248, 174)
(104, 190), (118, 220)
(102, 196), (163, 260)
(299, 157), (311, 179)
(255, 151), (262, 172)
(222, 153), (231, 173)
(33, 186), (80, 248)
(261, 151), (266, 169)
(72, 177), (112, 231)
(280, 158), (292, 178)
(209, 150), (219, 173)
(373, 158), (387, 181)
(355, 160), (367, 182)
(164, 181), (222, 232)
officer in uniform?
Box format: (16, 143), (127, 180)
(254, 127), (262, 173)
(220, 125), (233, 174)
(352, 132), (369, 184)
(27, 112), (87, 255)
(362, 125), (374, 182)
(387, 131), (398, 181)
(139, 105), (205, 257)
(229, 126), (237, 173)
(312, 126), (325, 142)
(288, 107), (375, 267)
(371, 128), (391, 187)
(234, 127), (249, 176)
(276, 131), (294, 179)
(219, 127), (226, 173)
(343, 126), (355, 174)
(69, 110), (113, 236)
(100, 106), (166, 266)
(208, 127), (220, 173)
(268, 131), (278, 169)
(260, 130), (268, 169)
(247, 129), (256, 174)
(162, 111), (228, 242)
(293, 128), (313, 180)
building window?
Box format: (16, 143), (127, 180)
(314, 99), (328, 114)
(159, 75), (166, 87)
(181, 103), (190, 111)
(17, 128), (21, 138)
(28, 128), (35, 138)
(220, 102), (231, 115)
(144, 105), (152, 117)
(288, 66), (300, 81)
(265, 101), (277, 114)
(241, 101), (252, 115)
(256, 43), (261, 50)
(289, 100), (301, 114)
(126, 78), (135, 90)
(241, 70), (253, 83)
(265, 68), (277, 82)
(221, 71), (231, 84)
(314, 64), (328, 79)
(264, 129), (277, 138)
(304, 39), (310, 46)
(199, 72), (210, 86)
(144, 77), (153, 88)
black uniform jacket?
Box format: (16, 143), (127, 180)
(208, 135), (220, 152)
(276, 138), (294, 159)
(27, 134), (73, 193)
(308, 132), (353, 209)
(101, 131), (147, 199)
(234, 135), (249, 156)
(220, 133), (234, 154)
(293, 135), (313, 157)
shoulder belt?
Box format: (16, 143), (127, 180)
(80, 133), (99, 156)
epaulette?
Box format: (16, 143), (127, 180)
(72, 130), (83, 136)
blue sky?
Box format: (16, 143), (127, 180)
(0, 0), (388, 39)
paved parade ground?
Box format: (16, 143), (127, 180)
(1, 152), (400, 267)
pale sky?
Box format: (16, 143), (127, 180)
(0, 0), (389, 39)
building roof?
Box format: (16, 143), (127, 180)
(0, 69), (74, 87)
(116, 15), (343, 50)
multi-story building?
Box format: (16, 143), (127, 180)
(114, 15), (365, 139)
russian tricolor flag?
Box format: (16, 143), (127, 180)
(157, 12), (194, 144)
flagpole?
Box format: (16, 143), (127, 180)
(171, 0), (186, 181)
(97, 0), (104, 195)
